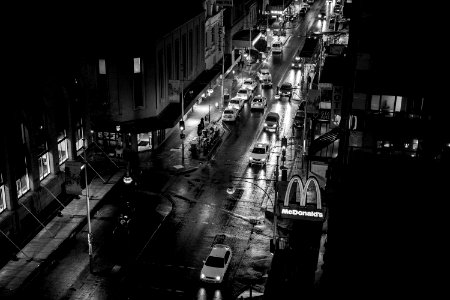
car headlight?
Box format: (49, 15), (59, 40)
(201, 273), (205, 279)
(264, 123), (268, 127)
(291, 63), (295, 67)
(215, 276), (221, 281)
(261, 158), (266, 161)
(249, 157), (253, 160)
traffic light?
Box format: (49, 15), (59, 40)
(179, 120), (185, 131)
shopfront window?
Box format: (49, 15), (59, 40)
(138, 132), (153, 152)
(0, 173), (5, 213)
(76, 118), (84, 151)
(16, 157), (29, 198)
(38, 150), (50, 180)
(58, 131), (68, 165)
(97, 132), (123, 153)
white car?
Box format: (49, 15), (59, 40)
(229, 96), (245, 111)
(222, 107), (239, 122)
(242, 78), (258, 92)
(250, 95), (267, 110)
(257, 69), (271, 82)
(200, 244), (232, 283)
(272, 41), (282, 54)
(236, 88), (253, 102)
(249, 142), (271, 167)
(257, 69), (273, 88)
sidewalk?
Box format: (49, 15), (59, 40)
(0, 168), (127, 298)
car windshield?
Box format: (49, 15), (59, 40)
(281, 84), (291, 89)
(224, 109), (234, 114)
(205, 256), (224, 268)
(261, 71), (269, 75)
(238, 89), (247, 94)
(266, 116), (278, 122)
(273, 43), (280, 47)
(253, 98), (263, 102)
(230, 99), (239, 104)
(252, 147), (266, 154)
(244, 80), (252, 85)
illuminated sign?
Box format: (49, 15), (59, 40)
(281, 207), (324, 221)
(216, 0), (233, 7)
(280, 175), (325, 222)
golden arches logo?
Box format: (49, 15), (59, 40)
(283, 175), (322, 210)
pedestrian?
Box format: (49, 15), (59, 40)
(199, 117), (205, 130)
(276, 85), (280, 95)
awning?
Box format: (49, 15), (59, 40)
(308, 126), (344, 155)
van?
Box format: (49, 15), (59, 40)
(264, 112), (280, 134)
(272, 41), (282, 54)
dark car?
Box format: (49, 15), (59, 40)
(279, 82), (293, 99)
(293, 110), (305, 129)
(318, 8), (326, 20)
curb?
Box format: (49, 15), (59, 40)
(1, 171), (126, 299)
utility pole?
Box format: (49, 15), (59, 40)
(83, 139), (93, 273)
(180, 65), (185, 165)
(221, 12), (225, 109)
(274, 155), (279, 250)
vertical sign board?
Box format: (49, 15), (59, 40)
(330, 85), (343, 128)
(64, 160), (83, 195)
(279, 175), (325, 222)
(168, 80), (181, 103)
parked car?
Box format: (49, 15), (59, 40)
(222, 107), (239, 122)
(299, 7), (307, 16)
(236, 88), (253, 102)
(250, 95), (267, 110)
(249, 142), (271, 167)
(229, 97), (245, 111)
(293, 109), (305, 129)
(200, 244), (232, 283)
(279, 82), (293, 99)
(264, 112), (280, 134)
(242, 78), (258, 92)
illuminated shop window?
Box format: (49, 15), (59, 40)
(16, 157), (30, 198)
(99, 59), (106, 75)
(38, 150), (50, 180)
(76, 118), (84, 151)
(133, 57), (144, 108)
(0, 174), (5, 213)
(58, 131), (68, 165)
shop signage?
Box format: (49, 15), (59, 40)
(280, 175), (324, 222)
(330, 85), (343, 128)
(280, 206), (325, 221)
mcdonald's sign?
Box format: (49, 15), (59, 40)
(279, 175), (325, 222)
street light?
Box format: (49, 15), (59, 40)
(82, 138), (93, 273)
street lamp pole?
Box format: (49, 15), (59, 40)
(221, 14), (225, 109)
(83, 138), (93, 273)
(274, 155), (279, 247)
(181, 66), (185, 165)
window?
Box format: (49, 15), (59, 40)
(166, 45), (172, 80)
(99, 59), (106, 74)
(175, 39), (180, 79)
(189, 29), (193, 73)
(16, 157), (29, 198)
(182, 34), (187, 78)
(98, 58), (109, 105)
(158, 50), (164, 100)
(133, 57), (144, 107)
(0, 173), (5, 213)
(57, 131), (68, 165)
(38, 149), (50, 180)
(76, 118), (84, 151)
